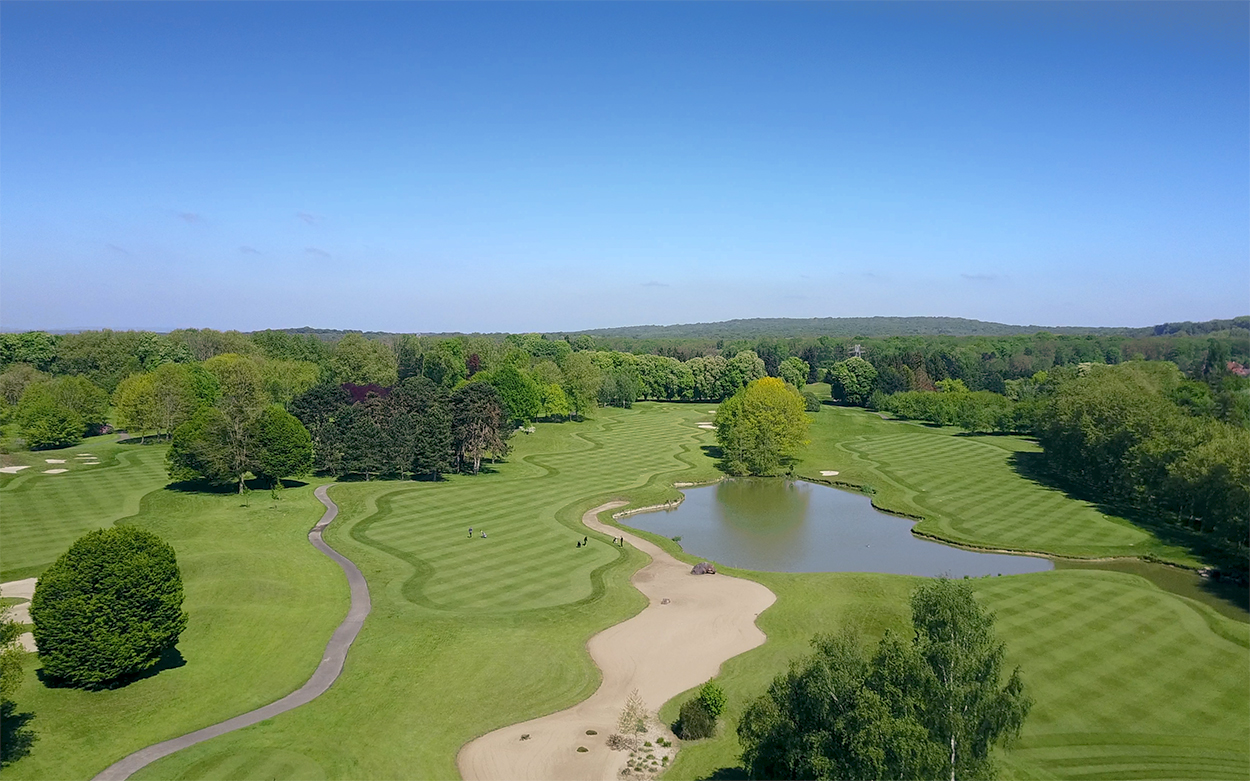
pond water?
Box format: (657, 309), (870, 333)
(626, 479), (1052, 578)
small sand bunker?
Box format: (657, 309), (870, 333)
(0, 466), (29, 474)
(45, 459), (67, 464)
(696, 423), (715, 429)
(76, 454), (95, 458)
(820, 470), (840, 476)
(43, 468), (68, 474)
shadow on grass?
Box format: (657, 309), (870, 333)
(165, 477), (310, 494)
(700, 767), (748, 780)
(36, 646), (186, 691)
(0, 700), (36, 767)
(1009, 450), (1248, 580)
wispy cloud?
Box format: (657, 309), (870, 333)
(297, 211), (322, 225)
(306, 247), (332, 259)
(960, 273), (1000, 282)
(106, 243), (129, 255)
(177, 212), (203, 224)
(239, 245), (261, 254)
(641, 280), (669, 288)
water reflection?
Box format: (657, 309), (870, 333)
(628, 479), (1052, 578)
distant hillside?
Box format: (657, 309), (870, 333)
(272, 316), (1248, 341)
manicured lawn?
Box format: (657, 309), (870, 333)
(131, 403), (723, 780)
(0, 436), (171, 581)
(655, 567), (1249, 781)
(5, 402), (1244, 781)
(2, 482), (345, 780)
(793, 399), (1201, 567)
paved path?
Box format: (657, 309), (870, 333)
(459, 501), (776, 781)
(91, 484), (370, 781)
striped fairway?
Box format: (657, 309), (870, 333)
(352, 404), (716, 612)
(0, 438), (170, 581)
(980, 570), (1249, 780)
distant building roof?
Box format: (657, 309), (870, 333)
(1227, 361), (1249, 378)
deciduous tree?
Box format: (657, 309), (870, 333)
(715, 377), (810, 475)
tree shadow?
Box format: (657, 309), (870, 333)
(1009, 451), (1248, 578)
(700, 767), (748, 780)
(0, 700), (36, 767)
(36, 646), (186, 691)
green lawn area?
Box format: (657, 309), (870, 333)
(1, 436), (171, 581)
(2, 480), (346, 780)
(793, 391), (1202, 567)
(3, 402), (1245, 780)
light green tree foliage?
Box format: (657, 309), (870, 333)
(531, 360), (563, 387)
(112, 373), (160, 441)
(778, 356), (810, 388)
(828, 357), (879, 406)
(519, 333), (573, 363)
(203, 354), (268, 423)
(250, 404), (314, 488)
(167, 328), (258, 361)
(18, 395), (82, 449)
(715, 377), (810, 475)
(725, 350), (767, 394)
(258, 359), (321, 405)
(422, 339), (468, 389)
(49, 375), (110, 433)
(559, 351), (601, 418)
(688, 355), (729, 400)
(738, 578), (1031, 781)
(0, 603), (23, 702)
(636, 354), (694, 400)
(936, 378), (970, 394)
(330, 333), (399, 386)
(541, 383), (571, 420)
(150, 363), (201, 437)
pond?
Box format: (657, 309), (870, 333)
(625, 479), (1052, 578)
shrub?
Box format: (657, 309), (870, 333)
(677, 696), (716, 740)
(697, 681), (727, 719)
(802, 390), (822, 412)
(31, 526), (188, 688)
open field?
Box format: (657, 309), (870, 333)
(3, 402), (1244, 780)
(2, 480), (345, 780)
(0, 436), (171, 581)
(794, 386), (1202, 567)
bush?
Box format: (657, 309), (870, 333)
(802, 390), (822, 412)
(31, 526), (188, 688)
(677, 696), (716, 740)
(697, 681), (727, 719)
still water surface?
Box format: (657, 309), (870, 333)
(627, 479), (1051, 578)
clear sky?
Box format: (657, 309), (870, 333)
(2, 2), (1246, 333)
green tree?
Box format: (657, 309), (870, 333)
(290, 383), (352, 474)
(738, 578), (1031, 781)
(330, 332), (398, 386)
(715, 377), (810, 475)
(150, 363), (201, 438)
(48, 375), (110, 435)
(560, 352), (601, 418)
(391, 377), (454, 478)
(827, 357), (879, 406)
(484, 365), (543, 425)
(17, 392), (83, 449)
(112, 373), (160, 441)
(0, 603), (23, 703)
(541, 383), (571, 420)
(451, 383), (510, 474)
(31, 526), (188, 688)
(777, 356), (810, 389)
(725, 350), (767, 393)
(250, 405), (314, 488)
(0, 363), (47, 407)
(166, 407), (239, 487)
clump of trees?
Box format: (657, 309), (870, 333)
(676, 681), (726, 740)
(715, 378), (811, 475)
(738, 578), (1031, 781)
(31, 526), (188, 688)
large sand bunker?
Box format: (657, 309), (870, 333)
(458, 502), (775, 781)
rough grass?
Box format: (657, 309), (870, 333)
(794, 400), (1202, 567)
(2, 482), (345, 780)
(0, 436), (170, 581)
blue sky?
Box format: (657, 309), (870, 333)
(2, 2), (1246, 333)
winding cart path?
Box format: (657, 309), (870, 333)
(92, 484), (370, 781)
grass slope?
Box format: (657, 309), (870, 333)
(131, 403), (723, 780)
(2, 481), (345, 780)
(652, 566), (1248, 781)
(793, 393), (1200, 566)
(1, 437), (170, 581)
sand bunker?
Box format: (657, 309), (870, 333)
(45, 459), (67, 464)
(43, 469), (68, 474)
(696, 423), (715, 429)
(820, 470), (840, 476)
(0, 465), (29, 474)
(458, 503), (775, 781)
(2, 579), (38, 652)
